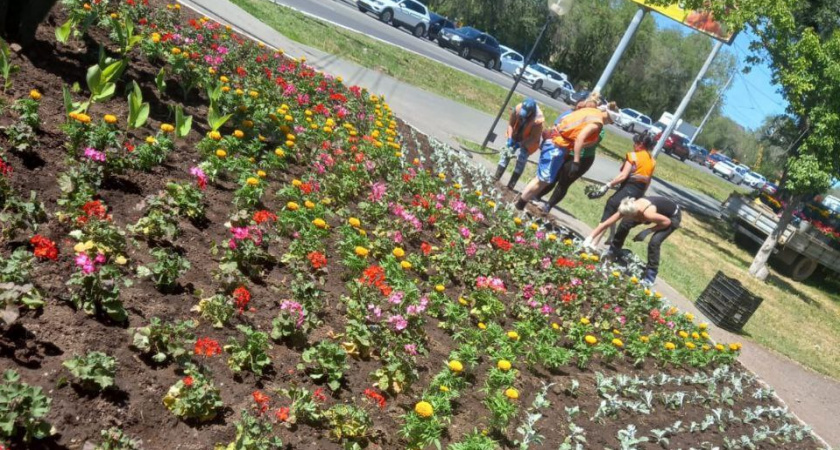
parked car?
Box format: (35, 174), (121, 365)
(743, 171), (767, 189)
(689, 145), (708, 163)
(499, 46), (525, 77)
(357, 0), (431, 38)
(713, 160), (745, 183)
(437, 26), (501, 70)
(705, 152), (728, 168)
(518, 63), (572, 99)
(762, 182), (779, 195)
(655, 132), (690, 161)
(426, 12), (454, 40)
(616, 108), (652, 134)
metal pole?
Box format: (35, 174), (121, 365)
(652, 40), (724, 158)
(593, 8), (646, 94)
(689, 72), (733, 144)
(479, 17), (551, 151)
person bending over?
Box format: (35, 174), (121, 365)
(591, 132), (657, 228)
(585, 196), (681, 285)
(493, 98), (545, 189)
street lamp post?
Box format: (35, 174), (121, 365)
(479, 0), (574, 152)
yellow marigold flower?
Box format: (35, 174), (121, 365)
(630, 276), (639, 284)
(434, 284), (445, 293)
(716, 344), (725, 351)
(275, 148), (285, 157)
(145, 136), (156, 144)
(323, 126), (333, 134)
(686, 342), (696, 350)
(664, 342), (676, 351)
(475, 190), (482, 197)
(215, 149), (227, 158)
(354, 246), (369, 257)
(678, 331), (689, 339)
(548, 233), (557, 241)
(285, 139), (295, 148)
(691, 332), (700, 340)
(304, 200), (315, 209)
(438, 173), (446, 180)
(699, 322), (708, 330)
(242, 119), (254, 129)
(392, 247), (405, 258)
(400, 260), (412, 270)
(507, 331), (520, 341)
(612, 271), (621, 278)
(321, 198), (332, 205)
(257, 170), (267, 178)
(584, 335), (598, 345)
(702, 344), (711, 351)
(729, 343), (741, 351)
(348, 217), (361, 228)
(580, 317), (590, 325)
(497, 360), (511, 371)
(220, 86), (230, 93)
(640, 335), (650, 343)
(414, 401), (433, 418)
(160, 123), (175, 133)
(101, 114), (117, 124)
(644, 288), (653, 296)
(358, 229), (367, 237)
(171, 47), (181, 55)
(612, 338), (624, 348)
(233, 129), (245, 139)
(110, 12), (118, 19)
(29, 90), (41, 101)
(453, 183), (461, 189)
(292, 179), (303, 187)
(284, 115), (294, 122)
(579, 252), (589, 260)
(220, 75), (229, 83)
(74, 113), (91, 124)
(287, 201), (300, 211)
(504, 388), (519, 400)
(208, 130), (222, 140)
(246, 177), (259, 186)
(114, 255), (128, 265)
(563, 238), (573, 246)
(701, 331), (710, 340)
(151, 32), (161, 43)
(514, 217), (522, 226)
(448, 361), (463, 373)
(655, 292), (663, 299)
(439, 385), (449, 392)
(551, 322), (560, 330)
(312, 218), (327, 229)
(685, 313), (695, 321)
(249, 90), (259, 98)
(235, 89), (244, 96)
(530, 223), (538, 231)
(477, 322), (486, 330)
(486, 200), (496, 208)
(458, 297), (468, 306)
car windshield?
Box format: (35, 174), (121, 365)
(457, 27), (480, 37)
(622, 109), (639, 118)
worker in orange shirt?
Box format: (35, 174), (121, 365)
(514, 102), (618, 211)
(493, 98), (545, 189)
(590, 132), (658, 222)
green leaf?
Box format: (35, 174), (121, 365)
(155, 67), (167, 93)
(56, 18), (74, 44)
(86, 64), (103, 96)
(92, 82), (116, 102)
(61, 84), (74, 116)
(175, 105), (193, 138)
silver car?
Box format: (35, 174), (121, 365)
(499, 46), (524, 77)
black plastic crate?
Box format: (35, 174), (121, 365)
(696, 271), (763, 332)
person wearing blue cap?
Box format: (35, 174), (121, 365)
(493, 98), (545, 189)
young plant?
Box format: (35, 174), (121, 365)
(94, 427), (143, 450)
(131, 317), (197, 365)
(137, 247), (190, 289)
(0, 248), (45, 325)
(483, 390), (518, 434)
(194, 294), (236, 328)
(174, 104), (192, 138)
(0, 38), (18, 92)
(0, 369), (52, 443)
(225, 326), (273, 377)
(299, 341), (348, 391)
(225, 410), (283, 449)
(66, 260), (129, 323)
(126, 81), (149, 129)
(5, 95), (41, 151)
(82, 58), (126, 111)
(447, 430), (500, 450)
(63, 351), (117, 391)
(277, 386), (325, 425)
(163, 364), (223, 421)
(323, 403), (372, 449)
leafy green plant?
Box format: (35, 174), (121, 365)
(207, 85), (233, 132)
(94, 427), (143, 450)
(154, 67), (167, 94)
(174, 104), (193, 139)
(0, 38), (18, 92)
(299, 341), (348, 391)
(163, 364), (223, 421)
(63, 351), (117, 391)
(108, 15), (143, 57)
(165, 182), (205, 220)
(129, 199), (181, 242)
(0, 369), (51, 442)
(223, 410), (283, 450)
(277, 386), (324, 425)
(137, 247), (191, 289)
(131, 317), (197, 365)
(194, 294), (236, 328)
(447, 430), (500, 450)
(0, 190), (47, 239)
(82, 58), (126, 111)
(126, 81), (149, 129)
(225, 325), (273, 376)
(66, 262), (129, 323)
(323, 403), (372, 450)
(483, 390), (518, 434)
(5, 97), (41, 151)
(0, 248), (44, 325)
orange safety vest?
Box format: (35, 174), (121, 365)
(510, 104), (545, 154)
(545, 107), (604, 149)
(626, 149), (656, 186)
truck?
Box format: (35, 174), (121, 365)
(721, 193), (840, 281)
(650, 112), (697, 140)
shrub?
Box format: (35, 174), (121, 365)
(63, 351), (117, 391)
(0, 370), (51, 442)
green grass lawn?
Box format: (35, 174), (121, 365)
(231, 0), (561, 120)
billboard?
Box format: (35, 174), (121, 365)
(631, 1), (736, 43)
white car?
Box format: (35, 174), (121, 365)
(499, 46), (525, 77)
(743, 171), (767, 189)
(357, 0), (431, 38)
(713, 161), (745, 184)
(520, 63), (573, 100)
(617, 108), (653, 134)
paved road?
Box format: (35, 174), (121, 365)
(180, 0), (840, 446)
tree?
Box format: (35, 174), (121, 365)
(660, 0), (840, 280)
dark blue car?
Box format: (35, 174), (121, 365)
(437, 26), (502, 70)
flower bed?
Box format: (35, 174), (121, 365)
(0, 1), (823, 449)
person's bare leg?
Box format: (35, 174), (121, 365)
(516, 178), (548, 209)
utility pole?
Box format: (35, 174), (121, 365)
(593, 8), (647, 94)
(653, 40), (724, 158)
(690, 73), (734, 145)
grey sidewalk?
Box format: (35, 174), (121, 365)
(181, 1), (838, 445)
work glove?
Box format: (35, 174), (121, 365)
(581, 236), (594, 250)
(587, 184), (609, 199)
(506, 137), (515, 149)
(633, 228), (654, 242)
(567, 161), (580, 176)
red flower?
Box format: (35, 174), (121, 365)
(491, 236), (512, 252)
(124, 141), (135, 153)
(275, 407), (290, 422)
(183, 376), (194, 387)
(253, 210), (277, 224)
(420, 242), (432, 256)
(30, 235), (58, 261)
(194, 337), (222, 357)
(233, 286), (251, 313)
(307, 251), (327, 270)
(0, 157), (12, 176)
(555, 257), (577, 268)
(298, 182), (313, 195)
(359, 265), (392, 296)
(313, 388), (327, 402)
(363, 388), (386, 409)
(78, 200), (110, 224)
(252, 390), (270, 415)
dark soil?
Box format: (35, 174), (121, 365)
(0, 2), (821, 450)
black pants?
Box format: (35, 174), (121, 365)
(600, 182), (647, 222)
(610, 209), (681, 273)
(536, 155), (595, 207)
